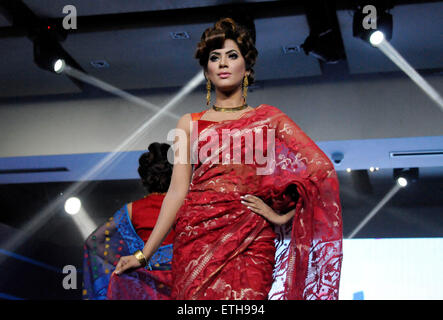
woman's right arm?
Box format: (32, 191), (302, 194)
(114, 113), (192, 274)
(141, 111), (193, 256)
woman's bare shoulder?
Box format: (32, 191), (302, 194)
(176, 113), (192, 133)
(180, 113), (192, 120)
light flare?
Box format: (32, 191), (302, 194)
(0, 65), (205, 266)
(374, 39), (443, 112)
(347, 183), (402, 239)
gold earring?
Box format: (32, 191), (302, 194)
(242, 74), (249, 102)
(206, 78), (211, 106)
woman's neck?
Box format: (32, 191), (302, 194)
(214, 88), (245, 109)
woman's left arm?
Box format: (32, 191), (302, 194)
(241, 194), (295, 226)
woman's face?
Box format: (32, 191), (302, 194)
(205, 39), (249, 92)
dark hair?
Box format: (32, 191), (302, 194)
(138, 142), (172, 193)
(194, 16), (258, 85)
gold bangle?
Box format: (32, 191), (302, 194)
(133, 250), (148, 268)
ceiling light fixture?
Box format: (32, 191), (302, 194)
(393, 167), (419, 187)
(353, 3), (393, 45)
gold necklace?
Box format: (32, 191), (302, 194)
(212, 103), (248, 112)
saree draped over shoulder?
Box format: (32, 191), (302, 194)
(106, 104), (343, 300)
(171, 104), (343, 300)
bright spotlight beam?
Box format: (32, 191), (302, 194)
(374, 39), (443, 112)
(62, 64), (181, 119)
(347, 183), (402, 239)
(0, 67), (205, 264)
(56, 66), (204, 184)
(70, 208), (98, 240)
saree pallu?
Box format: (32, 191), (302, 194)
(82, 202), (173, 300)
(107, 103), (343, 300)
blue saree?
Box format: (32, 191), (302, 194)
(82, 204), (172, 300)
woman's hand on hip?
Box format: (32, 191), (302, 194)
(241, 194), (289, 226)
(113, 255), (142, 275)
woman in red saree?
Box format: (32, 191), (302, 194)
(109, 17), (343, 300)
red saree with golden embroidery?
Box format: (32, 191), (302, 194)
(107, 104), (343, 300)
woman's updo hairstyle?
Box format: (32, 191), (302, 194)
(138, 142), (172, 194)
(194, 16), (258, 86)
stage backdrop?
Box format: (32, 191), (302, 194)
(339, 238), (443, 300)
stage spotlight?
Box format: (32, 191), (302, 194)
(54, 59), (66, 73)
(396, 177), (408, 187)
(301, 1), (346, 64)
(369, 30), (385, 46)
(353, 4), (393, 45)
(301, 29), (345, 64)
(65, 197), (81, 215)
(393, 168), (419, 187)
(33, 36), (66, 74)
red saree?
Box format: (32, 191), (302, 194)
(108, 104), (343, 300)
(131, 195), (175, 245)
